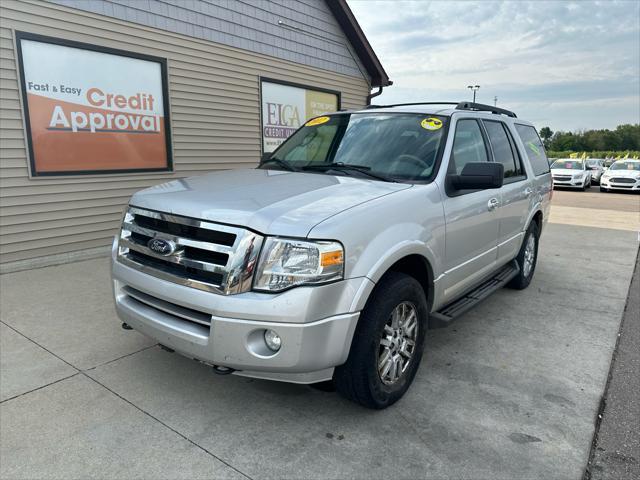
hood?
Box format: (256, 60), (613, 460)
(605, 169), (640, 178)
(130, 169), (411, 237)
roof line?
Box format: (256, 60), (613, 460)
(325, 0), (392, 88)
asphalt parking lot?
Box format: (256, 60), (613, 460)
(1, 189), (639, 480)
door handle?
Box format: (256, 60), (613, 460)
(487, 198), (500, 211)
(524, 187), (533, 197)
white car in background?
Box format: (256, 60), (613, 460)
(586, 159), (605, 184)
(600, 160), (640, 192)
(550, 159), (592, 190)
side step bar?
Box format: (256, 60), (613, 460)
(429, 260), (520, 329)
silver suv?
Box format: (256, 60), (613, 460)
(112, 102), (552, 409)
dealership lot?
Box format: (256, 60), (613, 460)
(1, 190), (638, 480)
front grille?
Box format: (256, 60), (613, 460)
(117, 207), (263, 294)
(610, 177), (636, 184)
(553, 175), (572, 181)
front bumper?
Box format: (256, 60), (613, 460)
(111, 238), (369, 384)
(600, 178), (640, 191)
(552, 177), (586, 188)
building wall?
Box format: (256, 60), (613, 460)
(49, 0), (370, 81)
(0, 0), (371, 268)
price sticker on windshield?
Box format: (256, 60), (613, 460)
(305, 116), (331, 126)
(421, 117), (443, 130)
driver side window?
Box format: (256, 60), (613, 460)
(449, 119), (488, 175)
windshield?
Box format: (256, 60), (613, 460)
(586, 159), (602, 167)
(262, 113), (448, 182)
(610, 161), (640, 171)
(551, 159), (584, 170)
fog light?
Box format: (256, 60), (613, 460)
(264, 329), (282, 352)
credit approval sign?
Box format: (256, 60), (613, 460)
(16, 32), (172, 176)
(260, 78), (339, 153)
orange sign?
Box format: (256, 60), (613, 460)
(17, 33), (172, 176)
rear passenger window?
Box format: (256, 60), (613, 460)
(483, 120), (523, 180)
(449, 119), (488, 175)
(515, 124), (550, 176)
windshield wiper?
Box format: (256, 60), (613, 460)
(303, 163), (397, 183)
(260, 157), (299, 172)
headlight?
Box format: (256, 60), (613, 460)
(573, 172), (584, 179)
(253, 238), (344, 292)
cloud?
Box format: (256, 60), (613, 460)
(348, 0), (640, 131)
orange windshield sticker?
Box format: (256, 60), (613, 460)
(306, 116), (331, 126)
(421, 117), (443, 130)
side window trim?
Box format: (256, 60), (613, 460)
(477, 119), (494, 163)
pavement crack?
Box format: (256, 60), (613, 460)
(83, 373), (254, 480)
(0, 372), (80, 404)
(82, 343), (159, 372)
(0, 321), (80, 371)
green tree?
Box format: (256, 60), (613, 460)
(539, 127), (553, 149)
(547, 124), (639, 152)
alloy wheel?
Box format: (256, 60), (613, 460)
(523, 233), (536, 278)
(378, 301), (419, 385)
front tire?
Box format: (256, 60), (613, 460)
(334, 272), (428, 409)
(508, 221), (539, 290)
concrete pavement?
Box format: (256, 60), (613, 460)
(549, 189), (640, 232)
(587, 249), (640, 480)
(1, 191), (638, 479)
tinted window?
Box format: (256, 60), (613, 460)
(515, 124), (549, 176)
(610, 161), (640, 171)
(272, 113), (448, 182)
(449, 119), (488, 175)
(484, 120), (521, 178)
(551, 159), (584, 170)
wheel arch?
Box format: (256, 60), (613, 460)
(524, 205), (544, 238)
(352, 250), (436, 314)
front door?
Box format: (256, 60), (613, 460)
(440, 118), (500, 304)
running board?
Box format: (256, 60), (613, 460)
(429, 260), (520, 329)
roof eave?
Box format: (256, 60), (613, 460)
(325, 0), (392, 88)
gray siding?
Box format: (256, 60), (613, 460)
(48, 0), (370, 82)
(0, 0), (370, 268)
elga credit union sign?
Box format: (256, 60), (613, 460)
(16, 32), (172, 176)
(260, 79), (340, 153)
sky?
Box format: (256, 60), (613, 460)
(347, 0), (640, 132)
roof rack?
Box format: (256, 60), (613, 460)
(365, 102), (459, 109)
(455, 102), (517, 118)
(365, 101), (517, 118)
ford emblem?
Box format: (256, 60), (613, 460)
(147, 238), (176, 256)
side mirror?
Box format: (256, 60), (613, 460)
(448, 162), (504, 190)
(260, 152), (272, 164)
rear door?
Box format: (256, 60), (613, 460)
(482, 120), (532, 264)
(441, 118), (500, 303)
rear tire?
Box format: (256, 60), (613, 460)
(507, 221), (539, 290)
(334, 272), (428, 409)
